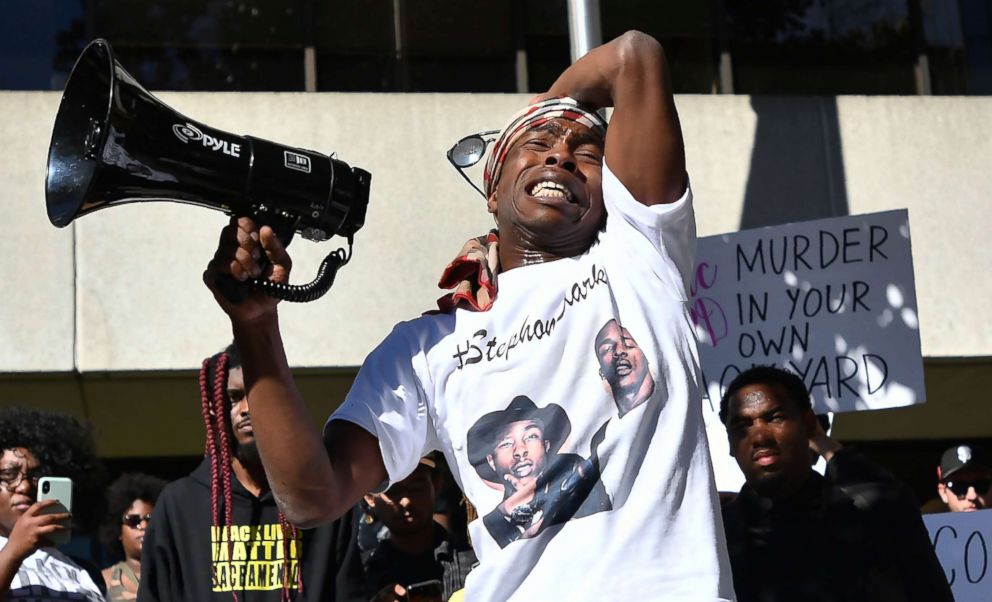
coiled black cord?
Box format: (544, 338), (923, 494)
(216, 237), (354, 304)
(246, 237), (353, 302)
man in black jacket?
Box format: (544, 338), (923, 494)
(719, 366), (953, 602)
(139, 345), (364, 601)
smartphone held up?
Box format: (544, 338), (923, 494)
(37, 476), (73, 546)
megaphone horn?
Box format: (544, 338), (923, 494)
(46, 39), (371, 303)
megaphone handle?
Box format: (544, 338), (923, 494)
(214, 213), (296, 305)
(215, 273), (250, 305)
(215, 245), (350, 304)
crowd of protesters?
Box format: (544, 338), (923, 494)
(1, 365), (986, 600)
(2, 28), (990, 602)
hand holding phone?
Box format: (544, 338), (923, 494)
(36, 477), (73, 546)
(4, 501), (71, 561)
(406, 579), (443, 602)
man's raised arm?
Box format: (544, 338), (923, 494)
(539, 30), (685, 206)
(204, 217), (387, 527)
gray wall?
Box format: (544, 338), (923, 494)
(1, 91), (990, 455)
(4, 91), (990, 372)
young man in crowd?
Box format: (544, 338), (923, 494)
(360, 455), (475, 602)
(720, 366), (953, 602)
(936, 444), (991, 512)
(139, 344), (364, 601)
(0, 407), (106, 601)
(204, 31), (734, 599)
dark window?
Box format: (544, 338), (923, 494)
(86, 0), (307, 91)
(3, 0), (992, 95)
(0, 0), (85, 90)
(313, 0), (396, 91)
(315, 0), (563, 93)
(922, 0), (971, 93)
(726, 0), (916, 94)
(602, 1), (719, 93)
(925, 0), (992, 94)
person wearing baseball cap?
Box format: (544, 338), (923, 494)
(937, 444), (992, 512)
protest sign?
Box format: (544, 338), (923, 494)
(924, 509), (992, 601)
(694, 210), (925, 491)
(692, 209), (925, 414)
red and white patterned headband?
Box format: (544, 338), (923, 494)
(483, 97), (607, 199)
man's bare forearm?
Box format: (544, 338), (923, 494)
(544, 31), (685, 205)
(233, 314), (348, 526)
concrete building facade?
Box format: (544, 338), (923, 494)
(0, 91), (989, 475)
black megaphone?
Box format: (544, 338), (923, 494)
(46, 38), (371, 302)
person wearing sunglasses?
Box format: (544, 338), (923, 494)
(937, 445), (992, 512)
(0, 406), (106, 601)
(100, 473), (166, 601)
(204, 30), (735, 600)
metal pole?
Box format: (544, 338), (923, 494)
(567, 0), (602, 62)
(513, 0), (529, 92)
(303, 0), (317, 92)
(392, 0), (409, 90)
(714, 0), (734, 94)
(907, 0), (932, 95)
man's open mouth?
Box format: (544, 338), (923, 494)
(527, 179), (574, 202)
(615, 359), (632, 376)
(512, 460), (534, 476)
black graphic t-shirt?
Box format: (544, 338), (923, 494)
(331, 163), (733, 600)
(138, 459), (364, 602)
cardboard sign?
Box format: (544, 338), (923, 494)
(691, 209), (925, 415)
(924, 509), (992, 601)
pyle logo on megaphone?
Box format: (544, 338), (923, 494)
(172, 122), (242, 158)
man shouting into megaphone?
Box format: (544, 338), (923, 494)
(203, 30), (734, 601)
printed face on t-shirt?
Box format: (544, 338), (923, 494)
(595, 319), (654, 414)
(487, 420), (550, 487)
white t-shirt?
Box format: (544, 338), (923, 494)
(331, 163), (734, 601)
(0, 535), (105, 601)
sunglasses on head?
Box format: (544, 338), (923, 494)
(944, 478), (992, 498)
(446, 130), (499, 198)
(121, 513), (152, 529)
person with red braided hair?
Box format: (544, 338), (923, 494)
(204, 30), (734, 600)
(138, 345), (364, 602)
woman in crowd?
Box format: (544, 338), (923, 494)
(101, 473), (166, 601)
(0, 406), (107, 600)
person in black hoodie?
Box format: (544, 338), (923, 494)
(719, 366), (952, 602)
(138, 344), (364, 602)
